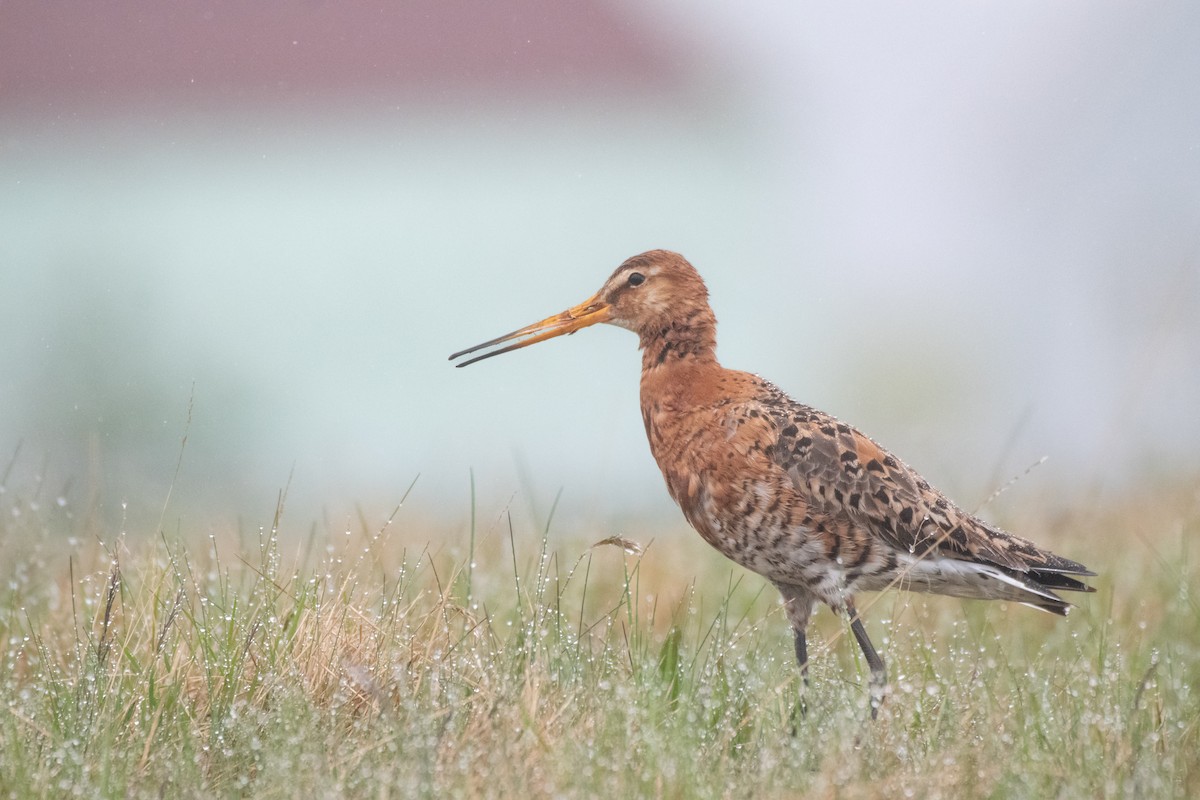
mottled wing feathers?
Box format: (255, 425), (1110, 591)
(756, 381), (1094, 585)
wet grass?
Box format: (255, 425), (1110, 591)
(0, 478), (1197, 798)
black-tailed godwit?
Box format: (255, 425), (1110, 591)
(450, 249), (1094, 717)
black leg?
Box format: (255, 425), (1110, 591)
(789, 629), (810, 733)
(776, 584), (815, 734)
(847, 603), (887, 720)
(794, 628), (810, 685)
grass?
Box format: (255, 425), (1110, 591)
(0, 473), (1197, 799)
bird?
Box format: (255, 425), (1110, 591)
(449, 249), (1094, 718)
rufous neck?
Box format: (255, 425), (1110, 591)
(639, 316), (718, 371)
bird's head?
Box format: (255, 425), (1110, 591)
(449, 250), (713, 367)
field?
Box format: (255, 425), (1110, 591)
(1, 472), (1197, 799)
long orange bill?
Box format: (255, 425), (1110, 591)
(449, 294), (613, 368)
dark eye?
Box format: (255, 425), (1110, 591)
(627, 272), (645, 287)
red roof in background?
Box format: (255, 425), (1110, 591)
(1, 0), (685, 113)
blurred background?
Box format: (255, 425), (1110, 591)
(2, 1), (1198, 537)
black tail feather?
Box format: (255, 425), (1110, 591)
(1028, 569), (1095, 594)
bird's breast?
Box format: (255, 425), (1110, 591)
(640, 383), (822, 577)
